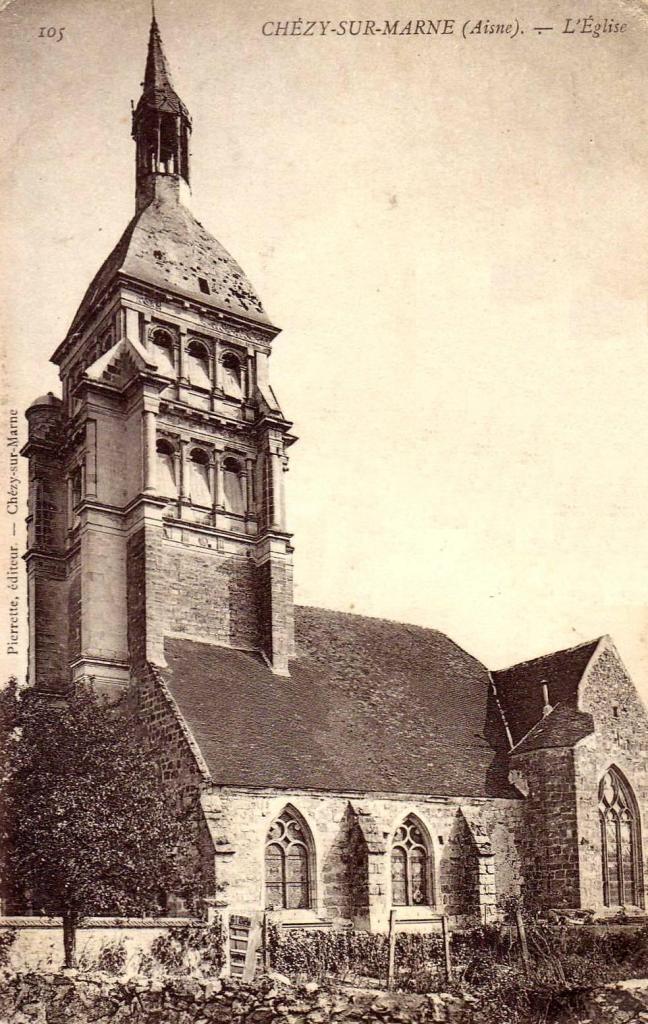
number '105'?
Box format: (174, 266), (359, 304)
(39, 27), (65, 41)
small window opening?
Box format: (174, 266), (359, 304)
(198, 277), (211, 294)
(188, 447), (212, 507)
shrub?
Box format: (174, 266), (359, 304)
(0, 928), (16, 968)
(77, 938), (127, 975)
(150, 920), (224, 977)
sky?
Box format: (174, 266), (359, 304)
(1, 0), (647, 698)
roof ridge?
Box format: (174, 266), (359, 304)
(297, 603), (450, 636)
(492, 637), (603, 676)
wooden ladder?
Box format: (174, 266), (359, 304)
(229, 913), (263, 981)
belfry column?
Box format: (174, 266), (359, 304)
(142, 407), (157, 494)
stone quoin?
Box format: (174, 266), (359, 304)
(21, 13), (648, 934)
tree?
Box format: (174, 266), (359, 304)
(1, 683), (203, 967)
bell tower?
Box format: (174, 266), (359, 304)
(23, 13), (297, 695)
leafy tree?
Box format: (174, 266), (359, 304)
(1, 683), (203, 967)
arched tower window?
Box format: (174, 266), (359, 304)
(188, 448), (211, 508)
(265, 807), (314, 911)
(599, 768), (643, 907)
(151, 328), (176, 378)
(186, 339), (211, 390)
(156, 439), (177, 498)
(391, 815), (433, 907)
(221, 351), (243, 400)
(223, 456), (245, 515)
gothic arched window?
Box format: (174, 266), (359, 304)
(599, 768), (643, 908)
(221, 351), (243, 400)
(151, 328), (176, 378)
(156, 439), (177, 499)
(265, 807), (313, 911)
(186, 339), (211, 390)
(188, 448), (211, 508)
(223, 456), (245, 516)
(391, 815), (433, 907)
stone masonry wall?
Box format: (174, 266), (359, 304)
(135, 661), (215, 898)
(161, 541), (261, 651)
(256, 558), (293, 671)
(509, 746), (580, 911)
(203, 789), (524, 933)
(575, 641), (648, 909)
(30, 557), (68, 691)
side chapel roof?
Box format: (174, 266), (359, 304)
(492, 639), (600, 747)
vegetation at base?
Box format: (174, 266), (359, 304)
(268, 919), (648, 1022)
(147, 921), (224, 977)
(0, 928), (16, 969)
(0, 679), (203, 968)
(77, 938), (128, 975)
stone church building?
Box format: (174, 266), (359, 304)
(23, 16), (648, 933)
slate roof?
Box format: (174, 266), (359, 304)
(492, 640), (600, 747)
(135, 15), (190, 122)
(64, 191), (270, 344)
(158, 606), (516, 799)
(512, 705), (595, 755)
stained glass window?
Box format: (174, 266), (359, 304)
(391, 815), (432, 906)
(599, 768), (642, 908)
(264, 808), (312, 911)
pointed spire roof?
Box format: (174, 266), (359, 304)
(135, 13), (190, 122)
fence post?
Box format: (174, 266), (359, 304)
(441, 914), (452, 984)
(515, 910), (530, 973)
(262, 912), (268, 972)
(387, 910), (397, 990)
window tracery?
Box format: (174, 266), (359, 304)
(391, 815), (432, 907)
(265, 807), (313, 911)
(599, 768), (643, 907)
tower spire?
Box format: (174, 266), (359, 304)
(132, 10), (192, 211)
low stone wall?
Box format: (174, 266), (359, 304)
(0, 917), (197, 974)
(0, 972), (472, 1024)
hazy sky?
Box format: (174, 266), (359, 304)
(1, 0), (647, 697)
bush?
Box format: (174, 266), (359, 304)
(77, 938), (127, 975)
(268, 920), (648, 1019)
(0, 928), (16, 968)
(267, 925), (449, 991)
(150, 921), (224, 977)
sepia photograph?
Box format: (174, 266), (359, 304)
(0, 1), (647, 1020)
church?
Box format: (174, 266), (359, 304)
(23, 15), (648, 934)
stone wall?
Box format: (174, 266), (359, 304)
(1, 918), (195, 974)
(575, 641), (648, 910)
(509, 746), (580, 911)
(135, 661), (215, 896)
(202, 788), (524, 933)
(160, 539), (261, 651)
(28, 556), (68, 691)
(0, 972), (473, 1024)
